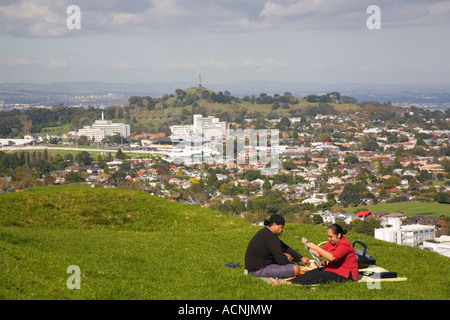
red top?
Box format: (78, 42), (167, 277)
(321, 236), (359, 280)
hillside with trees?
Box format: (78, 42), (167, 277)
(2, 87), (441, 139)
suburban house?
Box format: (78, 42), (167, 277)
(354, 210), (372, 219)
(302, 193), (327, 205)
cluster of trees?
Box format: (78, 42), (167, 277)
(0, 149), (117, 190)
(128, 96), (156, 110)
(329, 217), (381, 237)
(338, 182), (372, 207)
(305, 92), (358, 105)
(0, 105), (104, 138)
(0, 149), (58, 178)
(0, 109), (23, 137)
(356, 101), (441, 125)
(306, 92), (341, 103)
(201, 90), (235, 104)
(303, 103), (338, 117)
(241, 92), (299, 105)
(128, 89), (238, 111)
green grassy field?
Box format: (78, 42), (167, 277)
(347, 202), (450, 217)
(0, 185), (448, 300)
(41, 123), (72, 136)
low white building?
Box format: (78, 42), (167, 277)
(77, 112), (130, 142)
(0, 138), (35, 146)
(420, 236), (450, 257)
(170, 125), (193, 137)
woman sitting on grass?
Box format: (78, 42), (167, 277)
(270, 224), (359, 286)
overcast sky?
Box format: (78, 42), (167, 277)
(1, 0), (449, 86)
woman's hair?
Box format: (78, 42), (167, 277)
(328, 223), (347, 238)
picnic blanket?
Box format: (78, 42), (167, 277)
(244, 264), (407, 284)
(357, 265), (407, 283)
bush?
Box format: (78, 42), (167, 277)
(65, 171), (85, 183)
(435, 192), (450, 204)
(349, 218), (381, 236)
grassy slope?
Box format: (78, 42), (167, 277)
(0, 185), (448, 300)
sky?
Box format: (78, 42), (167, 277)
(0, 0), (450, 86)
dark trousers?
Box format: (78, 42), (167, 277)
(289, 269), (353, 285)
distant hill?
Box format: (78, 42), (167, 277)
(0, 185), (448, 300)
(2, 81), (450, 105)
(1, 81), (446, 138)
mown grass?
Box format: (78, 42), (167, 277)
(0, 185), (449, 300)
(347, 202), (450, 217)
(41, 123), (73, 136)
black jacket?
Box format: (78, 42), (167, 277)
(244, 227), (303, 272)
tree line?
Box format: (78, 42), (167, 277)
(0, 149), (115, 190)
(0, 105), (104, 138)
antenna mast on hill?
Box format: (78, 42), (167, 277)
(198, 74), (202, 88)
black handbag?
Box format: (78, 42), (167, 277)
(353, 240), (377, 268)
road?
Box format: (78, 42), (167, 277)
(0, 145), (164, 155)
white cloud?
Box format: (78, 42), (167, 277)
(112, 61), (136, 70)
(1, 0), (449, 37)
(243, 58), (289, 73)
(0, 0), (448, 85)
(162, 59), (238, 71)
(0, 1), (67, 37)
(358, 66), (373, 74)
(382, 1), (450, 27)
(0, 58), (67, 69)
(310, 64), (335, 72)
(0, 57), (42, 67)
(150, 0), (185, 19)
(260, 0), (317, 18)
(46, 59), (68, 69)
(109, 0), (184, 26)
(110, 13), (139, 26)
(258, 0), (450, 30)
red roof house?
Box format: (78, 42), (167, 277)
(354, 210), (372, 218)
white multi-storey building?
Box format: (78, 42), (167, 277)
(192, 114), (228, 138)
(400, 224), (436, 246)
(77, 112), (130, 142)
(170, 114), (228, 139)
(374, 217), (435, 246)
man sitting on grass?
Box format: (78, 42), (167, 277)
(245, 214), (309, 279)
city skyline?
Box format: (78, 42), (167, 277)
(0, 0), (449, 85)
